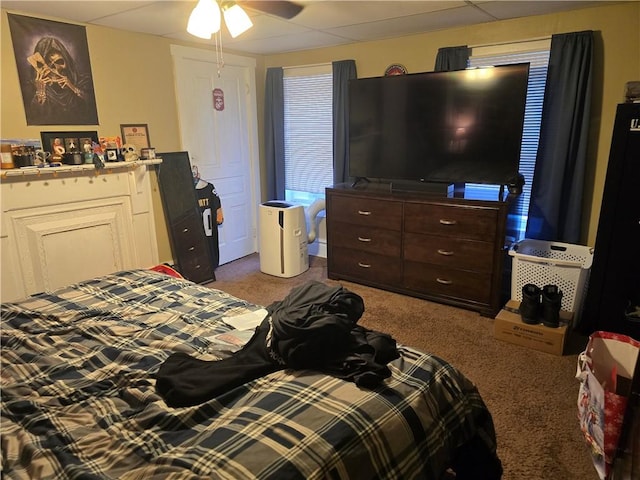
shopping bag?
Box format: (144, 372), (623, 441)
(576, 331), (640, 480)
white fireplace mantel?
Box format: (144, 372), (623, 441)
(1, 160), (162, 302)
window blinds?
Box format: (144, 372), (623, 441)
(469, 47), (550, 239)
(283, 67), (333, 195)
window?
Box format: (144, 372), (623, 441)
(283, 64), (333, 206)
(468, 40), (551, 241)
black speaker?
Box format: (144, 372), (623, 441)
(507, 173), (525, 195)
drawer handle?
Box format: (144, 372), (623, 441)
(437, 249), (454, 256)
(358, 237), (372, 242)
(189, 246), (195, 251)
(436, 277), (453, 285)
(182, 227), (190, 233)
(357, 210), (371, 216)
(439, 219), (457, 226)
(357, 262), (371, 268)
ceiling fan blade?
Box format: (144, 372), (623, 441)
(239, 1), (304, 19)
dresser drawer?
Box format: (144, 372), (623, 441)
(403, 261), (492, 304)
(404, 232), (494, 272)
(404, 203), (498, 241)
(177, 245), (212, 283)
(171, 214), (213, 283)
(330, 247), (402, 285)
(172, 214), (205, 242)
(329, 195), (402, 230)
(331, 221), (401, 256)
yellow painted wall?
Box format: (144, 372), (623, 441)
(2, 2), (639, 251)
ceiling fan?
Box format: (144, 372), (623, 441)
(187, 0), (304, 40)
(238, 1), (304, 19)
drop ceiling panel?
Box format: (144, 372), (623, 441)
(89, 2), (193, 36)
(1, 1), (154, 23)
(225, 30), (354, 55)
(288, 1), (468, 29)
(328, 5), (496, 42)
(478, 0), (610, 20)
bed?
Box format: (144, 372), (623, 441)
(1, 269), (501, 479)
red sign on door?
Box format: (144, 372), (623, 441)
(213, 88), (224, 111)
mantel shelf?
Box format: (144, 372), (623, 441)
(1, 158), (162, 180)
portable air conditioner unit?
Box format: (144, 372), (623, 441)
(259, 201), (309, 278)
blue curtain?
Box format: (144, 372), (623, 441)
(434, 46), (470, 71)
(332, 60), (357, 184)
(526, 31), (594, 243)
(264, 67), (285, 201)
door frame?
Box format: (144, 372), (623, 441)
(169, 44), (261, 259)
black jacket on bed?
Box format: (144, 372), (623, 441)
(156, 281), (399, 407)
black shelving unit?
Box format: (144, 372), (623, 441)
(581, 103), (640, 338)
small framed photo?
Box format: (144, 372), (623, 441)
(99, 136), (122, 150)
(41, 130), (98, 161)
(120, 124), (150, 151)
(105, 148), (120, 162)
(140, 147), (156, 160)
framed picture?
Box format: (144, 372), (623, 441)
(140, 147), (156, 160)
(8, 14), (99, 126)
(120, 124), (150, 151)
(99, 136), (122, 150)
(41, 130), (98, 161)
(105, 148), (120, 162)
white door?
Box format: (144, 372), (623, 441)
(170, 45), (260, 265)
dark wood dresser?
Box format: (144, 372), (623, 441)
(326, 183), (512, 317)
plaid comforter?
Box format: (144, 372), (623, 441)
(1, 270), (497, 479)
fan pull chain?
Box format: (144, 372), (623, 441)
(215, 29), (224, 78)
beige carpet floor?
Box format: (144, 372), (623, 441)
(210, 254), (598, 480)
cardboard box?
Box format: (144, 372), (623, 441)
(494, 300), (573, 356)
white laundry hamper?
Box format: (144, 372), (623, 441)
(259, 201), (309, 278)
(509, 239), (594, 324)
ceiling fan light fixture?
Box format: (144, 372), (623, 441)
(221, 2), (253, 38)
(187, 0), (221, 39)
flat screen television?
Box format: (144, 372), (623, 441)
(348, 63), (530, 187)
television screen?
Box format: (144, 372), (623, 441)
(348, 63), (530, 186)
